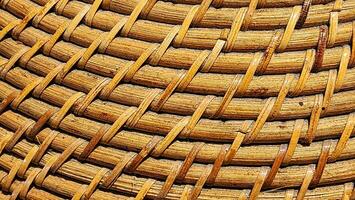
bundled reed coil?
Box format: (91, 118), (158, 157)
(0, 0), (355, 199)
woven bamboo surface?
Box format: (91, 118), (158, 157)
(0, 0), (355, 199)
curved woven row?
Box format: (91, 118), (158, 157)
(0, 169), (63, 200)
(90, 0), (355, 29)
(1, 46), (355, 147)
(0, 120), (354, 199)
(0, 0), (354, 199)
(2, 0), (354, 81)
(0, 8), (354, 122)
(1, 35), (355, 121)
(0, 146), (353, 200)
(0, 157), (132, 199)
(0, 71), (353, 166)
(163, 0), (332, 8)
(6, 0), (355, 53)
(0, 68), (354, 197)
(0, 33), (351, 147)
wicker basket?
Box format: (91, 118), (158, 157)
(0, 0), (354, 199)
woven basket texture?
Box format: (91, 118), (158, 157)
(0, 0), (355, 199)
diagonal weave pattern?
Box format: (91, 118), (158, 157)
(0, 0), (355, 199)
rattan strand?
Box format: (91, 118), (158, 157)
(0, 0), (355, 199)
